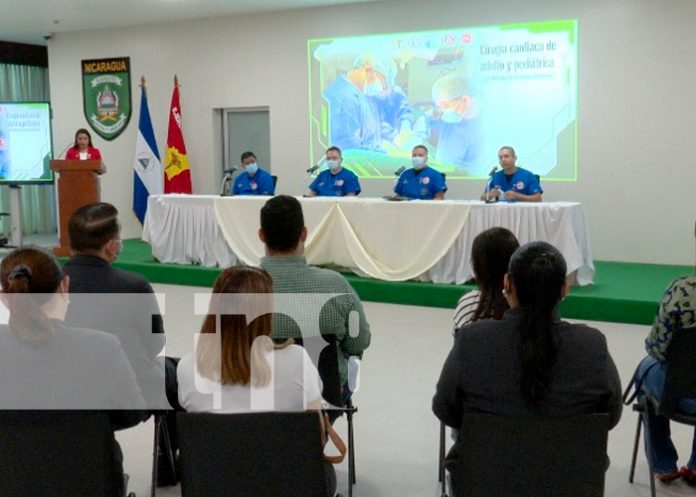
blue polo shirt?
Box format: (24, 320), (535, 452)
(491, 167), (542, 199)
(394, 166), (447, 200)
(232, 168), (275, 196)
(309, 168), (361, 197)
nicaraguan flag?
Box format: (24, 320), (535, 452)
(133, 80), (163, 224)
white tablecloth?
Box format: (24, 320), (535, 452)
(142, 194), (238, 268)
(142, 195), (594, 285)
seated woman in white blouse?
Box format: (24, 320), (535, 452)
(177, 266), (336, 494)
(178, 265), (323, 412)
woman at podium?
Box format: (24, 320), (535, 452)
(65, 128), (102, 161)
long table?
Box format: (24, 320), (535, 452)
(142, 195), (594, 285)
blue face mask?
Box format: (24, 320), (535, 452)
(327, 160), (340, 172)
(412, 156), (426, 170)
(441, 109), (464, 124)
(245, 162), (258, 175)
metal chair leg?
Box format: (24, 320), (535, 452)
(160, 415), (177, 479)
(629, 413), (642, 483)
(641, 409), (657, 497)
(347, 408), (355, 496)
(649, 469), (656, 497)
(439, 421), (447, 496)
(151, 416), (160, 497)
(439, 422), (445, 482)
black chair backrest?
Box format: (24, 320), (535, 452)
(0, 411), (119, 497)
(454, 413), (609, 497)
(272, 174), (278, 188)
(293, 334), (342, 410)
(661, 327), (696, 417)
(178, 411), (327, 497)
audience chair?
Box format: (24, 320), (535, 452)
(446, 413), (609, 497)
(627, 328), (696, 497)
(272, 174), (278, 189)
(177, 411), (328, 497)
(294, 333), (358, 497)
(0, 411), (134, 497)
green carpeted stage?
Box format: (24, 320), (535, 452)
(117, 239), (692, 326)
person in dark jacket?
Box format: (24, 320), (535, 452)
(433, 241), (622, 493)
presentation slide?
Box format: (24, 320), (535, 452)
(0, 102), (53, 184)
(308, 20), (577, 180)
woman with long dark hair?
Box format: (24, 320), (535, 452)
(433, 242), (622, 489)
(0, 246), (145, 495)
(452, 227), (519, 332)
(0, 246), (144, 411)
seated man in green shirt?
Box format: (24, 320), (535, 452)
(258, 195), (371, 405)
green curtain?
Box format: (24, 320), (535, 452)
(0, 62), (57, 237)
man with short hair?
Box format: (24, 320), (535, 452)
(483, 146), (543, 202)
(307, 146), (361, 197)
(258, 195), (371, 403)
(395, 144), (447, 200)
(63, 202), (179, 486)
(64, 202), (167, 401)
(232, 150), (275, 196)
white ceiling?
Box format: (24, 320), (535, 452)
(1, 0), (380, 46)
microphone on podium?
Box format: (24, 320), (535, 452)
(220, 166), (238, 196)
(307, 155), (326, 175)
(394, 166), (406, 177)
(56, 141), (75, 159)
(484, 166), (498, 203)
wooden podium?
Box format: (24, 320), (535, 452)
(51, 159), (106, 256)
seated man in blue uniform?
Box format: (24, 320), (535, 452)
(307, 146), (361, 197)
(394, 145), (447, 200)
(232, 151), (275, 196)
(482, 146), (543, 202)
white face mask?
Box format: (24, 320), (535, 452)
(327, 160), (340, 172)
(364, 80), (384, 97)
(112, 239), (123, 261)
(441, 109), (464, 124)
(245, 162), (258, 175)
(412, 156), (426, 170)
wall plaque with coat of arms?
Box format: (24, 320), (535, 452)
(81, 57), (132, 141)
